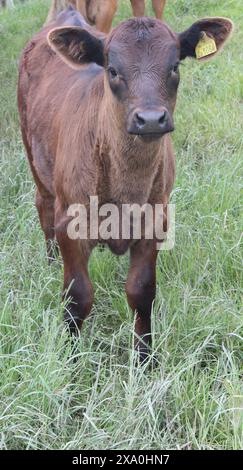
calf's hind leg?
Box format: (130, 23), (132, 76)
(126, 240), (158, 362)
(19, 126), (57, 262)
(35, 190), (57, 262)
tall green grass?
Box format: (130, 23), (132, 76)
(0, 0), (242, 450)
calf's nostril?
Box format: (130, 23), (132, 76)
(136, 113), (146, 127)
(158, 111), (167, 125)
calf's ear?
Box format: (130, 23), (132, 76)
(47, 26), (105, 69)
(179, 17), (233, 61)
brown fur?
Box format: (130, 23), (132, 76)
(18, 10), (233, 360)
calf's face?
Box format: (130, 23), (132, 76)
(48, 16), (232, 141)
(105, 20), (179, 140)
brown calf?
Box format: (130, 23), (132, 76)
(45, 0), (166, 32)
(18, 9), (232, 361)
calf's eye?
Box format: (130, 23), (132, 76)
(108, 67), (118, 79)
(171, 63), (179, 75)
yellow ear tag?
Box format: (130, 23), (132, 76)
(195, 32), (217, 60)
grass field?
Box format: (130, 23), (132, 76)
(0, 0), (242, 450)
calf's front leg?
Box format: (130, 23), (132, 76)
(55, 218), (93, 334)
(126, 240), (158, 362)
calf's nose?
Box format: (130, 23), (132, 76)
(136, 109), (167, 130)
(128, 107), (174, 136)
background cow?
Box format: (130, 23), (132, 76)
(45, 0), (167, 31)
(45, 0), (117, 32)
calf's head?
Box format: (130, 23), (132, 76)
(48, 16), (232, 141)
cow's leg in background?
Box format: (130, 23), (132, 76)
(94, 0), (117, 33)
(130, 0), (166, 18)
(55, 213), (93, 334)
(130, 0), (145, 17)
(126, 239), (158, 362)
(152, 0), (166, 19)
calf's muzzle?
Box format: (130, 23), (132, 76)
(127, 107), (174, 137)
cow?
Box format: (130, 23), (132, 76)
(45, 0), (118, 32)
(18, 8), (232, 361)
(45, 0), (167, 32)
